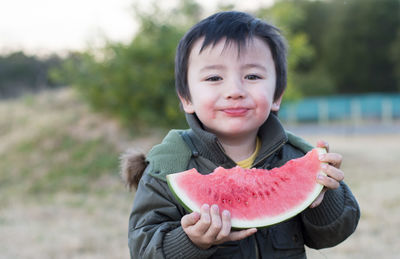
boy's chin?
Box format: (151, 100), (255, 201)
(210, 127), (261, 140)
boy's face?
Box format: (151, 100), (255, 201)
(180, 37), (282, 140)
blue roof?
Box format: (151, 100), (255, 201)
(279, 93), (400, 122)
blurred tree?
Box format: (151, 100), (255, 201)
(390, 27), (400, 91)
(281, 0), (400, 95)
(0, 52), (64, 98)
(319, 0), (399, 93)
(55, 0), (203, 130)
(290, 0), (337, 96)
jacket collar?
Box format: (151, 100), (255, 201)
(185, 113), (288, 167)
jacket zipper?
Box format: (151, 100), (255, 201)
(253, 138), (287, 168)
(255, 240), (260, 259)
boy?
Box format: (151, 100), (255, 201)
(124, 11), (360, 258)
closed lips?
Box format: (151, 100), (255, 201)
(222, 108), (249, 115)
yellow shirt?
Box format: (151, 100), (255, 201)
(236, 138), (261, 169)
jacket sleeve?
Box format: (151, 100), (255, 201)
(300, 181), (360, 249)
(129, 169), (217, 259)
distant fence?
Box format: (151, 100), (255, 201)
(279, 93), (400, 124)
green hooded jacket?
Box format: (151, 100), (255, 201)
(128, 114), (360, 259)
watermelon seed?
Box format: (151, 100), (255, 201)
(271, 187), (276, 193)
(265, 190), (270, 197)
(252, 192), (257, 198)
(258, 191), (264, 199)
(228, 199), (232, 205)
(245, 201), (249, 206)
(213, 193), (219, 202)
(280, 176), (290, 182)
(274, 181), (279, 187)
(222, 199), (226, 204)
(236, 198), (241, 203)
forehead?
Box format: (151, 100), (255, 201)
(188, 36), (273, 64)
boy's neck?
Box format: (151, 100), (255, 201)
(216, 132), (258, 163)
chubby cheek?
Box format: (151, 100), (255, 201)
(189, 89), (217, 116)
(190, 96), (216, 120)
(254, 93), (273, 119)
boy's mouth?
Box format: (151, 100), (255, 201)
(222, 108), (249, 116)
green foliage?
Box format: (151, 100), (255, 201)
(322, 0), (399, 93)
(0, 52), (65, 98)
(391, 28), (400, 91)
(296, 0), (399, 94)
(54, 1), (203, 129)
(263, 0), (400, 97)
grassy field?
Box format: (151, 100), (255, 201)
(0, 88), (399, 258)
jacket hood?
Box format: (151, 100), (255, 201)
(120, 149), (147, 190)
(120, 129), (191, 190)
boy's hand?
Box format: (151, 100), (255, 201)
(181, 204), (257, 250)
(310, 140), (345, 208)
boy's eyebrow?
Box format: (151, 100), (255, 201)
(242, 63), (268, 71)
(199, 63), (268, 72)
(199, 64), (226, 72)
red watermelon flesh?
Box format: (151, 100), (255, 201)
(166, 148), (326, 228)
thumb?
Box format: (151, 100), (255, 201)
(181, 212), (201, 228)
(310, 188), (327, 208)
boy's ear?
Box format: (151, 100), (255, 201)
(178, 95), (195, 114)
(271, 93), (284, 112)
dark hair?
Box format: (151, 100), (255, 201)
(175, 11), (287, 102)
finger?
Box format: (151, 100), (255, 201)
(229, 228), (257, 241)
(181, 212), (201, 228)
(316, 140), (329, 152)
(321, 164), (345, 182)
(317, 173), (340, 189)
(319, 153), (343, 168)
(216, 210), (232, 241)
(205, 204), (223, 239)
(310, 188), (327, 208)
(192, 204), (211, 234)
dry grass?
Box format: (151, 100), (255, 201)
(0, 88), (160, 259)
(1, 88), (399, 258)
(0, 193), (132, 259)
(303, 134), (400, 258)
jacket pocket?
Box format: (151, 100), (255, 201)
(270, 218), (306, 258)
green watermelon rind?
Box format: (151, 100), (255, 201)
(167, 148), (327, 229)
(167, 174), (196, 214)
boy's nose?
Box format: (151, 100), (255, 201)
(224, 78), (246, 99)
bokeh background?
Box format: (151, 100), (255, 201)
(1, 0), (399, 258)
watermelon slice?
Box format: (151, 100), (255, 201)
(167, 148), (326, 228)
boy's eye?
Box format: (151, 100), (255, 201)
(206, 76), (222, 82)
(245, 74), (262, 80)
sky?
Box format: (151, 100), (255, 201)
(0, 0), (135, 55)
(0, 0), (273, 55)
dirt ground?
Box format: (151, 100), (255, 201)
(1, 130), (399, 258)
